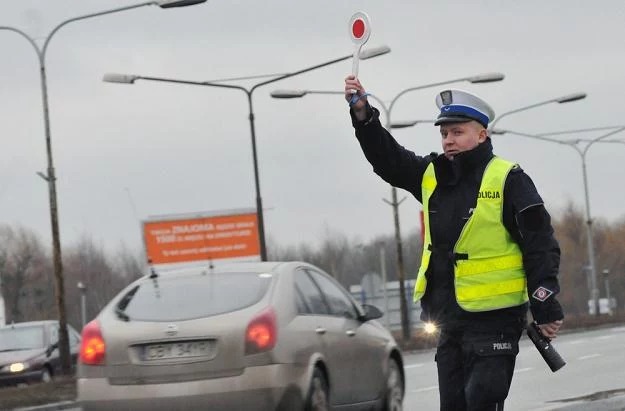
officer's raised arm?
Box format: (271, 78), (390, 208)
(345, 75), (433, 199)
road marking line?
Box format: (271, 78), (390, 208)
(532, 405), (571, 411)
(411, 385), (438, 393)
(569, 339), (586, 345)
(404, 363), (425, 369)
(514, 367), (533, 373)
(594, 335), (612, 340)
(577, 353), (601, 360)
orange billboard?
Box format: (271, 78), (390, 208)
(143, 210), (260, 265)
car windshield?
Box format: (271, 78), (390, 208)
(0, 326), (45, 351)
(119, 271), (273, 322)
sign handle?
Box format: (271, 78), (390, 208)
(350, 43), (364, 94)
(352, 43), (363, 78)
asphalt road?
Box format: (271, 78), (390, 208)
(402, 324), (625, 410)
(53, 325), (625, 411)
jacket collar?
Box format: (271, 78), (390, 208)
(434, 138), (494, 185)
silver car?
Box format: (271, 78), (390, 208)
(77, 261), (404, 410)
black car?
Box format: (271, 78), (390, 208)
(0, 320), (81, 386)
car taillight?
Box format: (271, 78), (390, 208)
(80, 320), (106, 365)
(245, 307), (277, 355)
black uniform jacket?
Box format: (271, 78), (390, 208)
(352, 106), (564, 329)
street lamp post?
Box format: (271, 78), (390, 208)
(0, 0), (207, 374)
(0, 271), (5, 327)
(77, 282), (87, 328)
(491, 126), (625, 317)
(602, 269), (612, 315)
(271, 72), (505, 341)
(103, 45), (390, 262)
(537, 126), (625, 317)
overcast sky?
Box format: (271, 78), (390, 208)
(1, 0), (624, 257)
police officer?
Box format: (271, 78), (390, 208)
(344, 75), (564, 411)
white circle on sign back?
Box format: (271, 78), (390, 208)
(349, 11), (371, 45)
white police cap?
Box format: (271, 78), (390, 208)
(434, 89), (495, 128)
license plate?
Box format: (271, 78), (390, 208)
(143, 340), (213, 361)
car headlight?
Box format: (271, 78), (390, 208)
(9, 362), (28, 373)
(424, 322), (438, 334)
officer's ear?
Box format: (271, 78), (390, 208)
(476, 123), (488, 143)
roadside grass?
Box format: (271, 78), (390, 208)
(0, 376), (76, 410)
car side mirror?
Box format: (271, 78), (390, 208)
(360, 304), (384, 322)
(46, 342), (59, 357)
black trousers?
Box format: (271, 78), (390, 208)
(435, 324), (523, 411)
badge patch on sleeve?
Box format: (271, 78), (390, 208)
(532, 286), (553, 302)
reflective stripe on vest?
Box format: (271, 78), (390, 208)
(413, 157), (528, 312)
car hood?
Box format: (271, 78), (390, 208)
(0, 348), (45, 365)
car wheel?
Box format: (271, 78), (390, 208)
(383, 359), (403, 411)
(40, 367), (52, 383)
(305, 367), (329, 411)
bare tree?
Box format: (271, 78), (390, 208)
(268, 228), (423, 289)
(63, 237), (139, 328)
(592, 217), (625, 314)
(112, 244), (146, 283)
(0, 225), (50, 323)
(552, 201), (625, 316)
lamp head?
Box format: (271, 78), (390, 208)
(155, 0), (207, 8)
(270, 90), (307, 99)
(102, 73), (138, 84)
(556, 93), (586, 103)
(468, 72), (505, 84)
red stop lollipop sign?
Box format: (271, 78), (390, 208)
(348, 11), (371, 78)
(349, 11), (371, 45)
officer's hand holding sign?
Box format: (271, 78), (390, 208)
(344, 75), (368, 111)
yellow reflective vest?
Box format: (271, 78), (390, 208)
(413, 156), (529, 312)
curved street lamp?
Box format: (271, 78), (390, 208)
(103, 45), (391, 262)
(492, 126), (625, 317)
(488, 92), (587, 131)
(0, 0), (206, 374)
(571, 139), (625, 145)
(271, 72), (505, 341)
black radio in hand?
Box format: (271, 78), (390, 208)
(526, 321), (566, 372)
